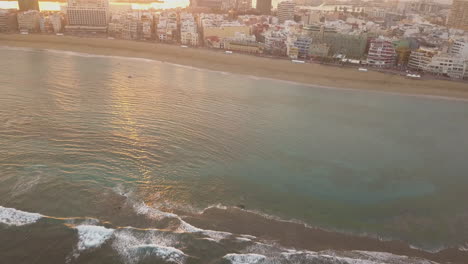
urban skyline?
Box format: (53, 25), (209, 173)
(2, 1), (468, 264)
(1, 0), (468, 80)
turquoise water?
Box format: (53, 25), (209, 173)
(1, 47), (468, 260)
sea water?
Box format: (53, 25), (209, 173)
(1, 46), (468, 263)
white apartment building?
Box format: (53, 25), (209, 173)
(449, 39), (468, 60)
(425, 53), (467, 79)
(277, 1), (296, 23)
(122, 18), (141, 40)
(180, 13), (199, 46)
(142, 20), (152, 39)
(50, 13), (62, 33)
(157, 13), (177, 42)
(67, 0), (109, 27)
(181, 32), (199, 46)
(264, 29), (288, 50)
(108, 14), (124, 36)
(39, 16), (52, 33)
(408, 48), (437, 71)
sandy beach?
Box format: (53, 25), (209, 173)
(1, 33), (468, 100)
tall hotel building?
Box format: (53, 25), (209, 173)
(277, 1), (296, 23)
(448, 0), (468, 30)
(66, 0), (109, 32)
(256, 0), (272, 15)
(18, 0), (39, 11)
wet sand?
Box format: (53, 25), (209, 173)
(1, 33), (468, 100)
(180, 207), (468, 264)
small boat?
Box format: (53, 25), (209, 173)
(225, 51), (233, 54)
(292, 60), (305, 64)
(406, 73), (421, 78)
(180, 45), (188, 48)
(358, 68), (368, 72)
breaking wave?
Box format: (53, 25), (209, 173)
(115, 186), (234, 242)
(0, 206), (43, 226)
(75, 225), (115, 251)
(0, 204), (461, 264)
(112, 228), (186, 264)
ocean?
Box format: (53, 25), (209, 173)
(1, 46), (468, 264)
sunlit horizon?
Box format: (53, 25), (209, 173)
(0, 0), (190, 11)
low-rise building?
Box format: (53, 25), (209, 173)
(287, 44), (299, 59)
(225, 39), (263, 53)
(304, 25), (368, 59)
(425, 53), (467, 79)
(263, 28), (288, 55)
(203, 23), (251, 46)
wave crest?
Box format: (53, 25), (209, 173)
(0, 206), (43, 226)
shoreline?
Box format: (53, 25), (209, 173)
(2, 33), (468, 101)
(180, 206), (468, 264)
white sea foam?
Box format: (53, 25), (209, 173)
(236, 237), (252, 242)
(113, 184), (133, 198)
(75, 225), (115, 251)
(199, 203), (228, 214)
(177, 219), (231, 242)
(282, 251), (375, 264)
(223, 253), (266, 264)
(459, 244), (468, 251)
(123, 196), (232, 242)
(133, 201), (179, 219)
(408, 244), (447, 254)
(240, 234), (257, 239)
(10, 174), (41, 198)
(0, 206), (43, 226)
(65, 217), (101, 226)
(112, 228), (184, 264)
(9, 164), (46, 198)
(131, 244), (186, 263)
(282, 250), (440, 264)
